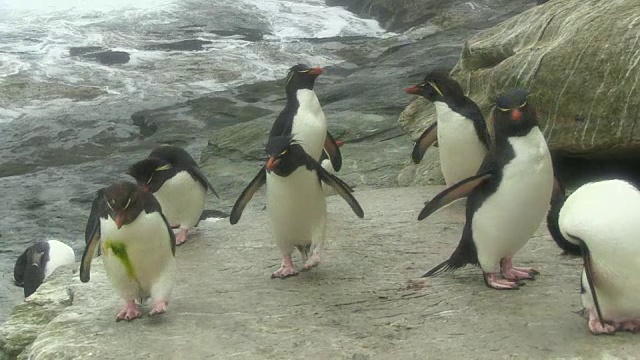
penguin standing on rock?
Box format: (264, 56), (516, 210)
(128, 145), (218, 245)
(555, 179), (640, 335)
(417, 88), (554, 290)
(13, 240), (75, 298)
(229, 135), (363, 278)
(81, 181), (176, 321)
(405, 69), (490, 186)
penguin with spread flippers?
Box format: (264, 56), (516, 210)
(554, 179), (640, 335)
(405, 69), (490, 186)
(417, 88), (554, 290)
(13, 240), (75, 298)
(81, 181), (176, 321)
(128, 145), (218, 245)
(229, 135), (363, 279)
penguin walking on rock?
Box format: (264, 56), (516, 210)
(554, 179), (640, 335)
(81, 182), (176, 321)
(128, 145), (218, 245)
(271, 63), (343, 170)
(417, 88), (554, 290)
(13, 240), (75, 298)
(405, 69), (490, 186)
(229, 135), (363, 278)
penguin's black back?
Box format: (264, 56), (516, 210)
(446, 97), (491, 149)
(14, 241), (50, 297)
(270, 99), (298, 138)
(147, 145), (215, 193)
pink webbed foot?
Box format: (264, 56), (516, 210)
(484, 272), (522, 290)
(271, 255), (298, 279)
(175, 228), (189, 246)
(616, 319), (640, 333)
(302, 253), (321, 271)
(149, 300), (168, 317)
(500, 258), (539, 281)
(588, 310), (616, 335)
(116, 300), (142, 322)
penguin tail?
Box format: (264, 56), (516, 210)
(547, 177), (581, 256)
(421, 259), (460, 278)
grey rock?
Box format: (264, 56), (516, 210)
(450, 0), (640, 157)
(3, 187), (640, 359)
(144, 40), (213, 52)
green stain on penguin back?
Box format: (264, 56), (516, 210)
(105, 240), (139, 285)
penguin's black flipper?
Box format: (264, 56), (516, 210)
(324, 131), (342, 172)
(418, 172), (493, 221)
(304, 153), (364, 218)
(81, 191), (106, 283)
(411, 121), (438, 164)
(573, 236), (606, 328)
(230, 167), (267, 225)
(547, 177), (581, 255)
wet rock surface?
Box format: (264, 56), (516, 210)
(2, 187), (639, 359)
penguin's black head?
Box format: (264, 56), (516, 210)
(265, 135), (304, 177)
(128, 157), (176, 193)
(492, 88), (538, 138)
(103, 182), (146, 229)
(285, 63), (323, 95)
(18, 241), (50, 297)
(405, 69), (464, 102)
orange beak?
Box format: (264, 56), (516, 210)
(405, 85), (420, 94)
(335, 140), (345, 148)
(115, 214), (125, 229)
(266, 157), (280, 171)
(143, 184), (149, 192)
(511, 109), (522, 121)
(309, 67), (323, 75)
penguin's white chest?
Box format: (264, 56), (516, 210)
(153, 171), (207, 229)
(99, 212), (175, 299)
(266, 167), (326, 252)
(435, 101), (487, 186)
(43, 240), (76, 278)
(291, 89), (327, 161)
(472, 128), (553, 270)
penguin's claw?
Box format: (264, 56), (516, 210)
(149, 300), (168, 316)
(271, 256), (298, 279)
(500, 258), (538, 281)
(302, 253), (321, 271)
(588, 310), (616, 335)
(175, 228), (189, 246)
(116, 301), (142, 322)
(483, 273), (522, 290)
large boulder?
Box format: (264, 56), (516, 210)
(400, 0), (640, 161)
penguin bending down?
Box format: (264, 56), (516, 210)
(405, 69), (490, 186)
(417, 88), (554, 290)
(128, 145), (218, 245)
(229, 135), (363, 279)
(81, 181), (176, 321)
(13, 240), (75, 298)
(555, 179), (640, 335)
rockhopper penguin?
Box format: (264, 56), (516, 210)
(81, 181), (176, 321)
(417, 88), (554, 290)
(555, 179), (640, 335)
(13, 240), (75, 298)
(128, 145), (218, 246)
(405, 69), (490, 186)
(229, 135), (363, 278)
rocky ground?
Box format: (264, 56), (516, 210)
(2, 187), (639, 360)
